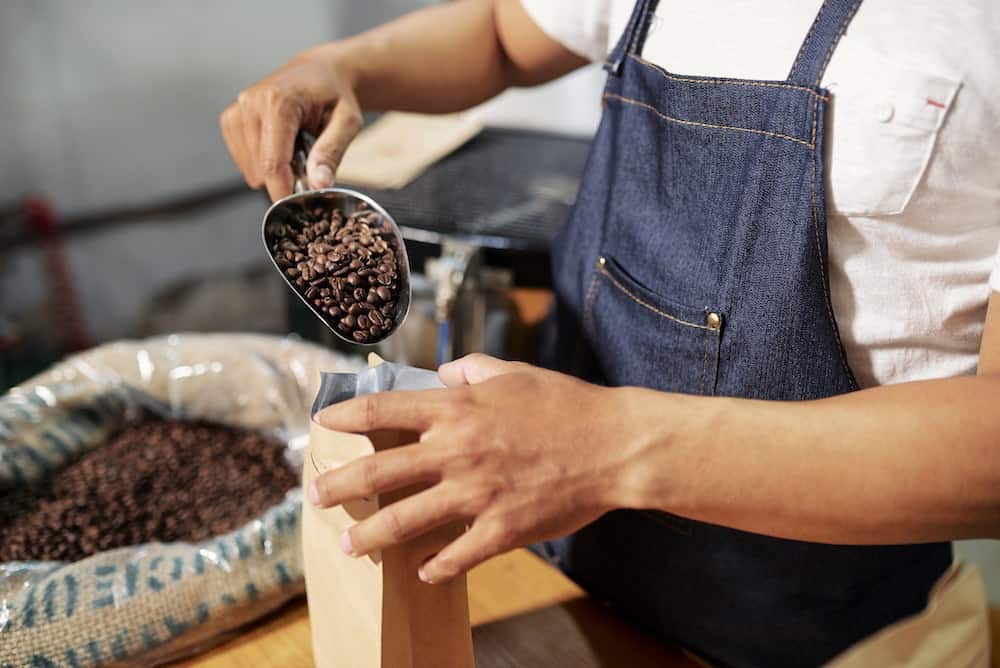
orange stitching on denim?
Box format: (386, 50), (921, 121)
(604, 93), (815, 148)
(810, 91), (820, 154)
(708, 330), (720, 395)
(788, 0), (831, 80)
(808, 133), (857, 386)
(699, 327), (709, 395)
(596, 262), (710, 331)
(630, 55), (829, 101)
(815, 1), (862, 86)
(582, 268), (601, 336)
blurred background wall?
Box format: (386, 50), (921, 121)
(0, 1), (439, 377)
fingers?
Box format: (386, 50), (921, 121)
(307, 94), (363, 189)
(220, 89), (300, 201)
(259, 93), (300, 201)
(438, 353), (524, 387)
(220, 103), (259, 189)
(237, 92), (263, 187)
(310, 441), (441, 508)
(342, 484), (466, 557)
(314, 388), (455, 434)
(419, 521), (506, 584)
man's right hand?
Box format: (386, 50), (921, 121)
(219, 0), (586, 203)
(220, 47), (363, 202)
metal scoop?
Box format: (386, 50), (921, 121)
(262, 132), (411, 345)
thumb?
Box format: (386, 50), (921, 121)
(306, 96), (363, 189)
(438, 354), (523, 387)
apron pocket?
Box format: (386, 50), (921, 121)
(585, 254), (722, 395)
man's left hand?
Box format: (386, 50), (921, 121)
(310, 354), (639, 583)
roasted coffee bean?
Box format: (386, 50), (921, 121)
(0, 419), (295, 562)
(271, 200), (403, 343)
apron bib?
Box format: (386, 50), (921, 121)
(538, 1), (963, 665)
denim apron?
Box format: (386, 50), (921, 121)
(538, 1), (953, 665)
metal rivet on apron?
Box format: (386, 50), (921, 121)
(706, 312), (722, 330)
(598, 256), (607, 267)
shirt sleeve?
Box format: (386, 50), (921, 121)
(518, 0), (612, 63)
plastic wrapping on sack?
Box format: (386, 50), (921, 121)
(0, 334), (363, 667)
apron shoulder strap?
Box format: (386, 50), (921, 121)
(787, 0), (864, 86)
(604, 0), (660, 76)
(607, 0), (862, 85)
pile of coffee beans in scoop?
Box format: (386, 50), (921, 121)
(0, 418), (297, 562)
(270, 202), (401, 344)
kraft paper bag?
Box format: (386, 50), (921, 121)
(302, 355), (474, 668)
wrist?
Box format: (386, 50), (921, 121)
(610, 387), (722, 514)
(294, 40), (367, 96)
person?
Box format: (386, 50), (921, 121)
(221, 1), (999, 665)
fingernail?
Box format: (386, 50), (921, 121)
(308, 481), (321, 506)
(340, 530), (355, 556)
(418, 565), (432, 584)
(314, 164), (333, 187)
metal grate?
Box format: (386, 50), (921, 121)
(342, 128), (592, 252)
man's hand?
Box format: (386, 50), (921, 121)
(310, 354), (640, 584)
(220, 0), (586, 203)
(220, 47), (363, 201)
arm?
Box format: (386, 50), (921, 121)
(329, 0), (585, 111)
(628, 292), (1000, 545)
(220, 0), (586, 200)
(310, 294), (1000, 583)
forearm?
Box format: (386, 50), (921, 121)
(621, 375), (1000, 544)
(305, 0), (583, 113)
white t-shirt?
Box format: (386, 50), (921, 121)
(521, 0), (1000, 388)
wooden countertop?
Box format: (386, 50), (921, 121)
(173, 548), (696, 668)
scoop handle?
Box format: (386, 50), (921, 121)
(291, 131), (317, 194)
